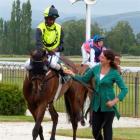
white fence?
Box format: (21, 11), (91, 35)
(0, 61), (140, 72)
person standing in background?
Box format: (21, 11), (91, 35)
(81, 34), (106, 68)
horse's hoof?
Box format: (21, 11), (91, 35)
(50, 138), (55, 140)
(80, 119), (86, 126)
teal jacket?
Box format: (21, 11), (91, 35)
(74, 64), (128, 119)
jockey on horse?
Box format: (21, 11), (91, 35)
(81, 34), (106, 68)
(81, 34), (121, 70)
(25, 5), (66, 82)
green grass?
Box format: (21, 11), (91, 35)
(54, 96), (65, 112)
(114, 128), (140, 140)
(56, 127), (140, 140)
(0, 115), (50, 122)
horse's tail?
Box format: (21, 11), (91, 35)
(64, 91), (72, 122)
(64, 87), (89, 124)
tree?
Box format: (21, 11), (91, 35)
(128, 45), (140, 56)
(8, 0), (21, 54)
(9, 0), (16, 54)
(136, 33), (140, 45)
(7, 0), (32, 54)
(15, 0), (21, 54)
(0, 18), (4, 53)
(91, 22), (104, 37)
(105, 21), (135, 54)
(3, 21), (9, 54)
(20, 0), (32, 54)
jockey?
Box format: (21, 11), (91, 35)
(81, 34), (106, 68)
(25, 5), (65, 75)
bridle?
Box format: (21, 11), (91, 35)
(29, 68), (59, 95)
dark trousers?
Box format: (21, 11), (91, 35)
(92, 109), (115, 140)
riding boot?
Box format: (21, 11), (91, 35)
(52, 63), (70, 83)
(43, 60), (49, 71)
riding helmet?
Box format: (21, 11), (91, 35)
(93, 34), (104, 42)
(44, 5), (59, 18)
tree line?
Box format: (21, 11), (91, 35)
(0, 0), (32, 55)
(62, 19), (140, 56)
(0, 0), (140, 56)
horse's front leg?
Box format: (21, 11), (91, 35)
(32, 122), (44, 140)
(28, 105), (44, 140)
(48, 103), (58, 140)
(38, 125), (44, 140)
(32, 105), (46, 140)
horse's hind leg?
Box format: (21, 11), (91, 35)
(70, 112), (79, 140)
(48, 103), (58, 140)
(80, 109), (86, 126)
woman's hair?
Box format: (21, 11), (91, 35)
(102, 49), (118, 69)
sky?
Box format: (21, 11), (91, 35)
(0, 0), (140, 20)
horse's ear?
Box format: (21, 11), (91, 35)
(30, 48), (36, 56)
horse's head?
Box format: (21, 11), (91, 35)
(30, 49), (48, 75)
(115, 55), (121, 65)
(31, 49), (46, 61)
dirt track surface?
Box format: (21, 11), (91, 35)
(0, 112), (140, 140)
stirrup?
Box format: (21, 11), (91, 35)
(61, 77), (65, 84)
(43, 65), (48, 71)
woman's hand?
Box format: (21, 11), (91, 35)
(106, 97), (119, 108)
(64, 69), (75, 76)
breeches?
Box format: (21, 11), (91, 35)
(47, 52), (60, 70)
(24, 52), (61, 70)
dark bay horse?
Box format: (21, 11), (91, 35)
(23, 49), (72, 140)
(64, 64), (93, 140)
(24, 49), (119, 140)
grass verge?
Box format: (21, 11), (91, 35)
(0, 115), (51, 122)
(56, 127), (140, 140)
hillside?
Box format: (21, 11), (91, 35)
(94, 11), (140, 33)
